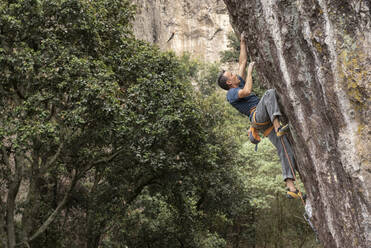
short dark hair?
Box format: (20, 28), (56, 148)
(217, 70), (229, 90)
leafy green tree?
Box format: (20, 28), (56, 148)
(0, 1), (253, 247)
(0, 0), (138, 246)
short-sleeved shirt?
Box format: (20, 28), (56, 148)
(226, 76), (260, 118)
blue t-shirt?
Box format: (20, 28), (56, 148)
(226, 76), (260, 118)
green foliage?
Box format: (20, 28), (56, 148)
(240, 140), (283, 209)
(0, 0), (138, 246)
(239, 140), (320, 247)
(0, 1), (253, 247)
(196, 62), (221, 96)
(220, 32), (240, 63)
(178, 52), (199, 79)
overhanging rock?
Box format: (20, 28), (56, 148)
(223, 0), (370, 247)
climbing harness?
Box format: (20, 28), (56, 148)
(279, 134), (320, 243)
(248, 107), (274, 151)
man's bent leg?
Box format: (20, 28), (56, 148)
(255, 89), (282, 124)
(267, 128), (297, 183)
(267, 127), (306, 199)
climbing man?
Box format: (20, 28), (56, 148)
(217, 33), (305, 200)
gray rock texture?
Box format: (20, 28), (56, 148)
(131, 0), (233, 62)
(223, 0), (370, 247)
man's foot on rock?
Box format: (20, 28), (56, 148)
(287, 189), (307, 201)
(277, 124), (289, 137)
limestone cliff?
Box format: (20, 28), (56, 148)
(131, 0), (233, 62)
(223, 0), (370, 247)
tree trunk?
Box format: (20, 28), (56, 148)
(6, 153), (24, 248)
(223, 0), (370, 247)
(1, 199), (7, 248)
(6, 186), (17, 248)
(21, 168), (41, 242)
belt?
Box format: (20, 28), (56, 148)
(250, 107), (272, 130)
(249, 107), (256, 116)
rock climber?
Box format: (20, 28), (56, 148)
(217, 33), (305, 200)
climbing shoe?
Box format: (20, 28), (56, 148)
(286, 189), (307, 201)
(277, 124), (289, 137)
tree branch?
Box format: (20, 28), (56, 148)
(126, 176), (157, 206)
(0, 84), (6, 96)
(82, 148), (124, 175)
(102, 176), (159, 235)
(1, 146), (10, 168)
(16, 170), (79, 246)
(6, 152), (24, 248)
(45, 141), (64, 168)
(24, 153), (33, 165)
(1, 145), (12, 183)
(93, 148), (124, 166)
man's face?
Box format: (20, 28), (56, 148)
(223, 71), (239, 88)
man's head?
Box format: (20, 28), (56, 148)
(217, 70), (240, 90)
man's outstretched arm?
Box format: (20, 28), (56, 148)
(238, 62), (255, 98)
(238, 32), (248, 80)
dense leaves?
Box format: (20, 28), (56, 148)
(0, 1), (246, 247)
(219, 32), (240, 63)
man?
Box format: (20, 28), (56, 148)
(217, 33), (305, 200)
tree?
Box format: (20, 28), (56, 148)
(0, 1), (251, 247)
(0, 0), (136, 246)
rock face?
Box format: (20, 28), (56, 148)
(223, 0), (370, 247)
(131, 0), (233, 62)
